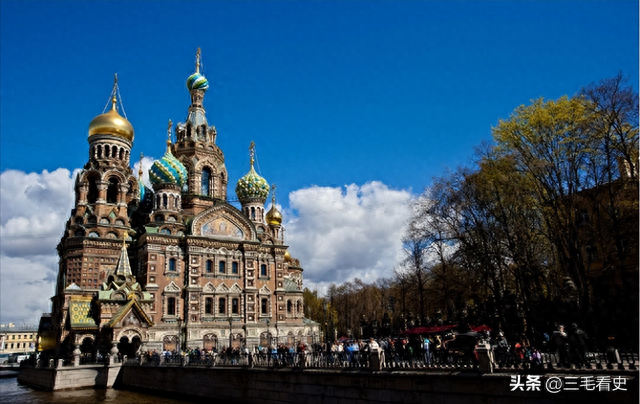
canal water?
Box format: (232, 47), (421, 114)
(0, 377), (211, 404)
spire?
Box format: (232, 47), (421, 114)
(138, 152), (144, 178)
(271, 183), (277, 205)
(110, 74), (118, 111)
(167, 119), (173, 150)
(249, 140), (256, 166)
(185, 49), (209, 126)
(115, 237), (132, 277)
(196, 47), (201, 74)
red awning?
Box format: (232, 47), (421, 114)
(401, 324), (457, 335)
(471, 325), (492, 332)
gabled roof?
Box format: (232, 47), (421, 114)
(106, 298), (154, 328)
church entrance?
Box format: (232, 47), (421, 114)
(117, 335), (141, 357)
(203, 334), (218, 351)
(163, 335), (178, 352)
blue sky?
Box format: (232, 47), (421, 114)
(1, 1), (638, 325)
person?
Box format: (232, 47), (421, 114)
(422, 336), (431, 365)
(569, 323), (588, 365)
(495, 332), (509, 365)
(552, 325), (569, 366)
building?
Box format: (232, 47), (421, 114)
(0, 324), (38, 356)
(39, 49), (318, 359)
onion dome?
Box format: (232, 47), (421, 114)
(149, 130), (188, 187)
(88, 97), (134, 141)
(187, 72), (209, 91)
(235, 141), (270, 203)
(186, 48), (209, 91)
(284, 251), (292, 263)
(236, 165), (269, 203)
(88, 75), (134, 141)
(265, 186), (282, 226)
(266, 204), (282, 226)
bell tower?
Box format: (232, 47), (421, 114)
(173, 48), (228, 215)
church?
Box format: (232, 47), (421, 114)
(38, 49), (317, 358)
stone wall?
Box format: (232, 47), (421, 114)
(118, 366), (638, 404)
(18, 364), (121, 390)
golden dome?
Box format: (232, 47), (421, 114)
(88, 96), (134, 142)
(266, 204), (282, 226)
(284, 251), (292, 262)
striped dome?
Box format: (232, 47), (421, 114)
(186, 72), (209, 91)
(149, 148), (188, 187)
(235, 166), (270, 203)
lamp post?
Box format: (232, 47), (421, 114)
(322, 300), (328, 345)
(176, 317), (182, 355)
(228, 317), (233, 349)
(266, 319), (271, 346)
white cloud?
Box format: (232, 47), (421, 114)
(283, 181), (413, 293)
(0, 167), (414, 325)
(0, 168), (77, 325)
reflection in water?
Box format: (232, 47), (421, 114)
(0, 377), (204, 404)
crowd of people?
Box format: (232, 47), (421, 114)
(138, 323), (592, 369)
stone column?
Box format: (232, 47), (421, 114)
(118, 183), (129, 208)
(97, 181), (108, 204)
(78, 184), (88, 206)
(109, 341), (119, 365)
(476, 342), (494, 373)
(73, 344), (81, 367)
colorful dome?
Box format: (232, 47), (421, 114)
(236, 165), (270, 203)
(88, 98), (134, 142)
(284, 251), (292, 262)
(266, 203), (282, 226)
(186, 72), (209, 92)
(149, 146), (188, 187)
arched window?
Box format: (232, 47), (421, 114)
(231, 262), (238, 274)
(154, 214), (164, 222)
(251, 207), (256, 220)
(201, 168), (211, 196)
(104, 145), (110, 158)
(87, 177), (99, 203)
(206, 260), (213, 273)
(106, 177), (119, 204)
(287, 300), (292, 313)
(119, 148), (124, 159)
(205, 297), (213, 314)
(297, 301), (302, 314)
(162, 194), (168, 209)
(169, 258), (177, 271)
(219, 260), (226, 274)
(260, 264), (267, 277)
(261, 298), (268, 315)
(232, 298), (239, 314)
(218, 298), (226, 314)
(97, 145), (103, 158)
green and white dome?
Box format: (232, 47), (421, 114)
(236, 165), (269, 203)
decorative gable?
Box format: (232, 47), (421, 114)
(216, 283), (229, 293)
(229, 283), (243, 294)
(259, 285), (271, 295)
(164, 281), (181, 293)
(191, 204), (256, 241)
(203, 282), (215, 293)
(106, 298), (155, 328)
